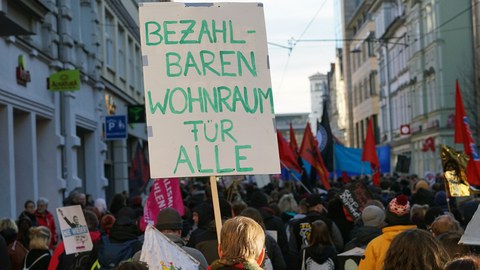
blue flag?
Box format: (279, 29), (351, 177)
(334, 143), (391, 176)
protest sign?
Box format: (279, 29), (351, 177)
(140, 225), (199, 270)
(56, 205), (93, 255)
(141, 178), (185, 230)
(139, 2), (280, 179)
(459, 204), (480, 245)
(339, 181), (373, 219)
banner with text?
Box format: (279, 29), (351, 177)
(139, 2), (280, 178)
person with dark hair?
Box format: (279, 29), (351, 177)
(239, 207), (286, 270)
(109, 194), (127, 217)
(359, 195), (416, 270)
(288, 193), (343, 270)
(300, 220), (337, 270)
(188, 199), (233, 264)
(382, 229), (449, 270)
(444, 255), (480, 270)
(133, 207), (208, 270)
(97, 207), (143, 268)
(436, 232), (471, 260)
(18, 200), (38, 227)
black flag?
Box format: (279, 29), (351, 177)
(317, 101), (334, 172)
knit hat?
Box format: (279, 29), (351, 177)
(361, 205), (385, 227)
(156, 207), (182, 231)
(386, 195), (411, 225)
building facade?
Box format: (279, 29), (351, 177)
(345, 0), (380, 148)
(309, 72), (328, 132)
(0, 0), (149, 218)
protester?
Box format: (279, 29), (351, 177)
(0, 234), (10, 270)
(436, 232), (471, 259)
(18, 200), (38, 227)
(239, 207), (286, 270)
(94, 198), (109, 216)
(35, 197), (58, 249)
(444, 255), (480, 270)
(48, 210), (101, 270)
(25, 226), (51, 270)
(133, 207), (208, 270)
(0, 218), (27, 270)
(430, 214), (463, 237)
(410, 204), (429, 229)
(277, 193), (298, 223)
(300, 219), (337, 270)
(358, 194), (416, 270)
(249, 190), (289, 260)
(345, 205), (385, 250)
(188, 199), (232, 264)
(109, 194), (127, 217)
(288, 193), (343, 269)
(114, 261), (148, 270)
(382, 229), (449, 270)
(17, 214), (33, 250)
(97, 207), (143, 268)
(207, 216), (265, 270)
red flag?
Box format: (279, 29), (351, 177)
(299, 123), (330, 189)
(454, 80), (480, 186)
(361, 117), (380, 186)
(277, 130), (302, 173)
(289, 123), (299, 155)
(129, 143), (150, 183)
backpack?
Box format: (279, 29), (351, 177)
(301, 249), (335, 270)
(23, 253), (49, 270)
(97, 235), (142, 269)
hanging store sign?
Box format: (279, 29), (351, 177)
(47, 69), (81, 91)
(16, 55), (31, 86)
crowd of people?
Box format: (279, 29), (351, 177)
(1, 173), (480, 270)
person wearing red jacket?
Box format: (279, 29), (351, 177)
(48, 210), (101, 270)
(34, 197), (58, 250)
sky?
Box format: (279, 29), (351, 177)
(175, 0), (338, 114)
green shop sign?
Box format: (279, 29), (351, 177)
(48, 70), (81, 91)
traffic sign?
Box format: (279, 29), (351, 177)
(105, 115), (127, 140)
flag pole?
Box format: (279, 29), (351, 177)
(280, 161), (312, 194)
(210, 175), (223, 241)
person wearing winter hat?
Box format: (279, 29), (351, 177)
(359, 195), (416, 270)
(345, 205), (385, 250)
(133, 207), (208, 270)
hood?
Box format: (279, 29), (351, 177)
(381, 225), (417, 242)
(305, 244), (336, 264)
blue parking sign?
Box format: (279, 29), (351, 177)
(105, 115), (127, 140)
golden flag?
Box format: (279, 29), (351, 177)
(440, 145), (470, 197)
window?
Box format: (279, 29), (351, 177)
(118, 27), (126, 78)
(369, 72), (377, 95)
(105, 10), (115, 68)
(128, 38), (134, 86)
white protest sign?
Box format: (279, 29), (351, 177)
(459, 203), (480, 245)
(56, 205), (93, 255)
(139, 2), (280, 178)
(140, 225), (199, 270)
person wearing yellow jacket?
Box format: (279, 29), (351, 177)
(358, 195), (416, 270)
